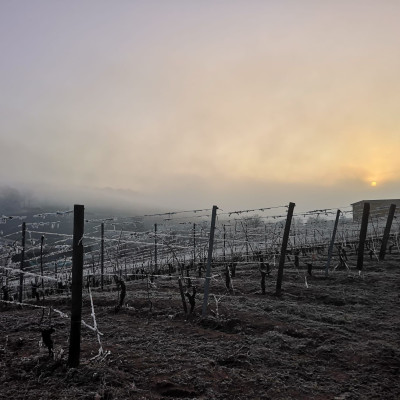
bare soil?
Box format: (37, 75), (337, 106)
(1, 256), (400, 399)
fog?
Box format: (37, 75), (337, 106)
(1, 1), (399, 215)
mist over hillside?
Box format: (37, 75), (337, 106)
(0, 185), (171, 239)
(0, 185), (167, 217)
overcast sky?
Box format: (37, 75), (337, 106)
(1, 1), (399, 213)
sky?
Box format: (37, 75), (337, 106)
(1, 0), (399, 214)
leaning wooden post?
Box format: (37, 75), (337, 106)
(201, 205), (218, 316)
(357, 202), (370, 271)
(100, 222), (104, 290)
(276, 202), (295, 296)
(379, 204), (396, 261)
(325, 209), (341, 276)
(68, 204), (85, 368)
(18, 222), (26, 303)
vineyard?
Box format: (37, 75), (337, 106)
(1, 202), (400, 399)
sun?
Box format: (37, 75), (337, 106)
(370, 181), (377, 187)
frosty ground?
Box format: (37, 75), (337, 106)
(1, 255), (399, 400)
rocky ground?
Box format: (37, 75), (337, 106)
(1, 254), (400, 399)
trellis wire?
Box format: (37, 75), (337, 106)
(1, 203), (399, 303)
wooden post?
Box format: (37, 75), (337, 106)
(178, 277), (188, 315)
(40, 235), (44, 291)
(264, 224), (267, 253)
(68, 204), (85, 368)
(18, 222), (26, 303)
(201, 205), (218, 316)
(154, 223), (158, 274)
(223, 224), (226, 262)
(101, 222), (104, 290)
(379, 204), (396, 261)
(276, 202), (295, 296)
(357, 202), (370, 271)
(325, 209), (341, 276)
(193, 223), (196, 264)
(245, 223), (249, 262)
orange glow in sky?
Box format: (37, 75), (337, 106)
(1, 1), (399, 211)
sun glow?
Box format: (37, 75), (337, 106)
(371, 181), (377, 187)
